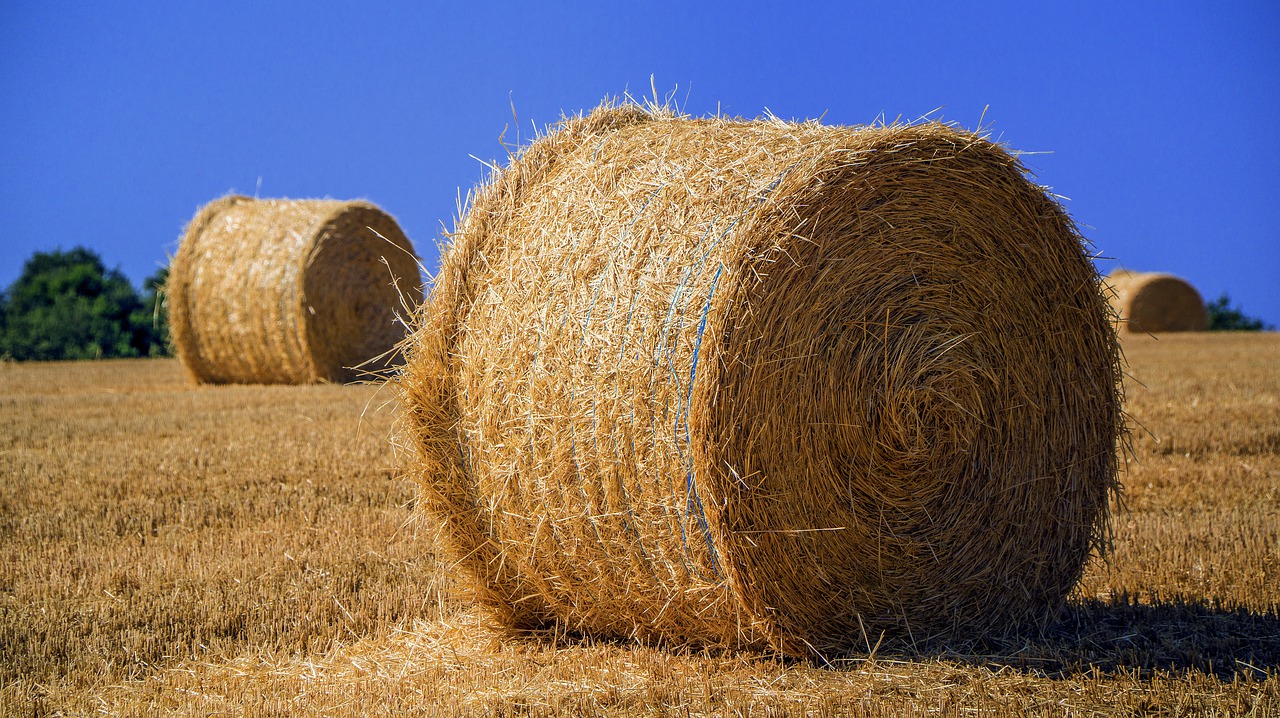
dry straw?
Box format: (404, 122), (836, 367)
(170, 196), (422, 384)
(399, 103), (1125, 657)
(1106, 269), (1208, 334)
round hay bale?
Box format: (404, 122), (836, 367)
(398, 104), (1124, 656)
(170, 196), (422, 384)
(1106, 269), (1208, 334)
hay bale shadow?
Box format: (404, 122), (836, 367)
(909, 595), (1280, 680)
(482, 594), (1280, 682)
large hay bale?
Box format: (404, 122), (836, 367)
(170, 196), (422, 384)
(1106, 269), (1208, 333)
(399, 104), (1124, 656)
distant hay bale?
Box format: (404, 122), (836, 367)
(1106, 269), (1208, 334)
(170, 196), (422, 384)
(398, 104), (1124, 656)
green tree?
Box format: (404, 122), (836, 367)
(1206, 293), (1273, 331)
(0, 247), (153, 360)
(132, 266), (171, 356)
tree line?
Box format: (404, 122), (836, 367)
(1205, 293), (1273, 332)
(0, 246), (1273, 361)
(0, 248), (168, 361)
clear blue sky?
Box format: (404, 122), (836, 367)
(2, 2), (1277, 323)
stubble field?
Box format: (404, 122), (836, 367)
(1, 332), (1277, 716)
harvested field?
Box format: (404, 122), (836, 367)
(2, 332), (1278, 716)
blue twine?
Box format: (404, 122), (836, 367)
(571, 185), (666, 571)
(648, 216), (722, 580)
(681, 262), (726, 575)
(660, 163), (800, 577)
(566, 383), (610, 553)
(582, 184), (663, 342)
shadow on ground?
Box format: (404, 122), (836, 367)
(513, 593), (1280, 681)
(919, 595), (1280, 680)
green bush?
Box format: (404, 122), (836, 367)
(1206, 293), (1273, 332)
(0, 247), (167, 361)
(134, 266), (171, 357)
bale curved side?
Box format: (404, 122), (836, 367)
(169, 196), (422, 384)
(1106, 269), (1208, 333)
(169, 195), (254, 384)
(399, 104), (1124, 656)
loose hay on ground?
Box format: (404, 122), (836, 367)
(169, 196), (423, 384)
(398, 103), (1125, 657)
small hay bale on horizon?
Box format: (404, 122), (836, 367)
(398, 103), (1125, 657)
(1106, 268), (1209, 334)
(169, 196), (423, 385)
